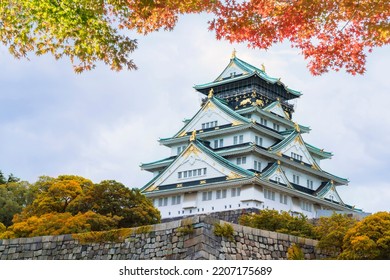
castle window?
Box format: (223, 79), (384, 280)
(293, 174), (300, 185)
(273, 123), (280, 131)
(291, 152), (303, 161)
(202, 121), (218, 130)
(236, 156), (246, 165)
(231, 187), (241, 197)
(280, 194), (288, 204)
(254, 160), (262, 171)
(172, 195), (181, 205)
(233, 134), (244, 145)
(255, 136), (263, 146)
(307, 179), (314, 189)
(202, 191), (212, 201)
(301, 201), (312, 212)
(158, 197), (168, 207)
(260, 118), (267, 126)
(178, 168), (207, 180)
(216, 189), (227, 199)
(264, 189), (275, 201)
(214, 138), (224, 148)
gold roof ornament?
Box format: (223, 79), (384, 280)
(189, 130), (197, 142)
(208, 88), (214, 99)
(261, 63), (266, 72)
(231, 48), (237, 59)
(294, 122), (301, 133)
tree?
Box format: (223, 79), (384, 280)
(6, 175), (160, 238)
(14, 175), (89, 221)
(1, 0), (388, 75)
(0, 181), (32, 227)
(314, 213), (357, 258)
(339, 212), (390, 260)
(1, 211), (120, 238)
(239, 209), (316, 238)
(68, 180), (161, 228)
(0, 171), (6, 184)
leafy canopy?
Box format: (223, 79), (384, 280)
(314, 213), (357, 258)
(1, 0), (389, 74)
(1, 175), (160, 238)
(339, 211), (390, 260)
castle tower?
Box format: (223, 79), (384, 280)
(140, 53), (361, 219)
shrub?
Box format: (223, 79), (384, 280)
(214, 223), (234, 241)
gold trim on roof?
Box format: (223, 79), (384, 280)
(189, 130), (197, 142)
(208, 88), (214, 99)
(226, 172), (242, 180)
(231, 49), (237, 59)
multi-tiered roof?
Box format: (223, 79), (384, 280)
(140, 53), (360, 219)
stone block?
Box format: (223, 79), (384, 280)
(260, 230), (270, 238)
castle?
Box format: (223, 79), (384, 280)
(140, 52), (361, 220)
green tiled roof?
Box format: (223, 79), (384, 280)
(140, 139), (254, 192)
(194, 56), (302, 98)
(172, 95), (250, 138)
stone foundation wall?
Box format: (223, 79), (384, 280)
(0, 215), (328, 260)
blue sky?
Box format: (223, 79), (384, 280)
(1, 15), (389, 214)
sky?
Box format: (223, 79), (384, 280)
(1, 14), (389, 214)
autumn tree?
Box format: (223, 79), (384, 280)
(5, 175), (160, 238)
(314, 213), (357, 258)
(1, 0), (388, 74)
(69, 180), (161, 228)
(1, 211), (120, 238)
(339, 212), (390, 260)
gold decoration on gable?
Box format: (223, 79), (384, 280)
(294, 122), (301, 133)
(231, 49), (237, 59)
(146, 185), (158, 192)
(178, 130), (187, 137)
(232, 120), (242, 126)
(294, 136), (303, 145)
(189, 130), (197, 141)
(182, 145), (200, 158)
(205, 101), (216, 110)
(240, 98), (252, 106)
(255, 99), (264, 106)
(226, 172), (243, 180)
(208, 88), (214, 99)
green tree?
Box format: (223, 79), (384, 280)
(69, 180), (161, 228)
(239, 209), (315, 239)
(0, 170), (6, 184)
(7, 173), (20, 183)
(0, 181), (32, 227)
(339, 212), (390, 260)
(314, 213), (357, 258)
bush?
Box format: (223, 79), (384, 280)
(239, 210), (316, 239)
(214, 223), (234, 241)
(287, 244), (305, 260)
